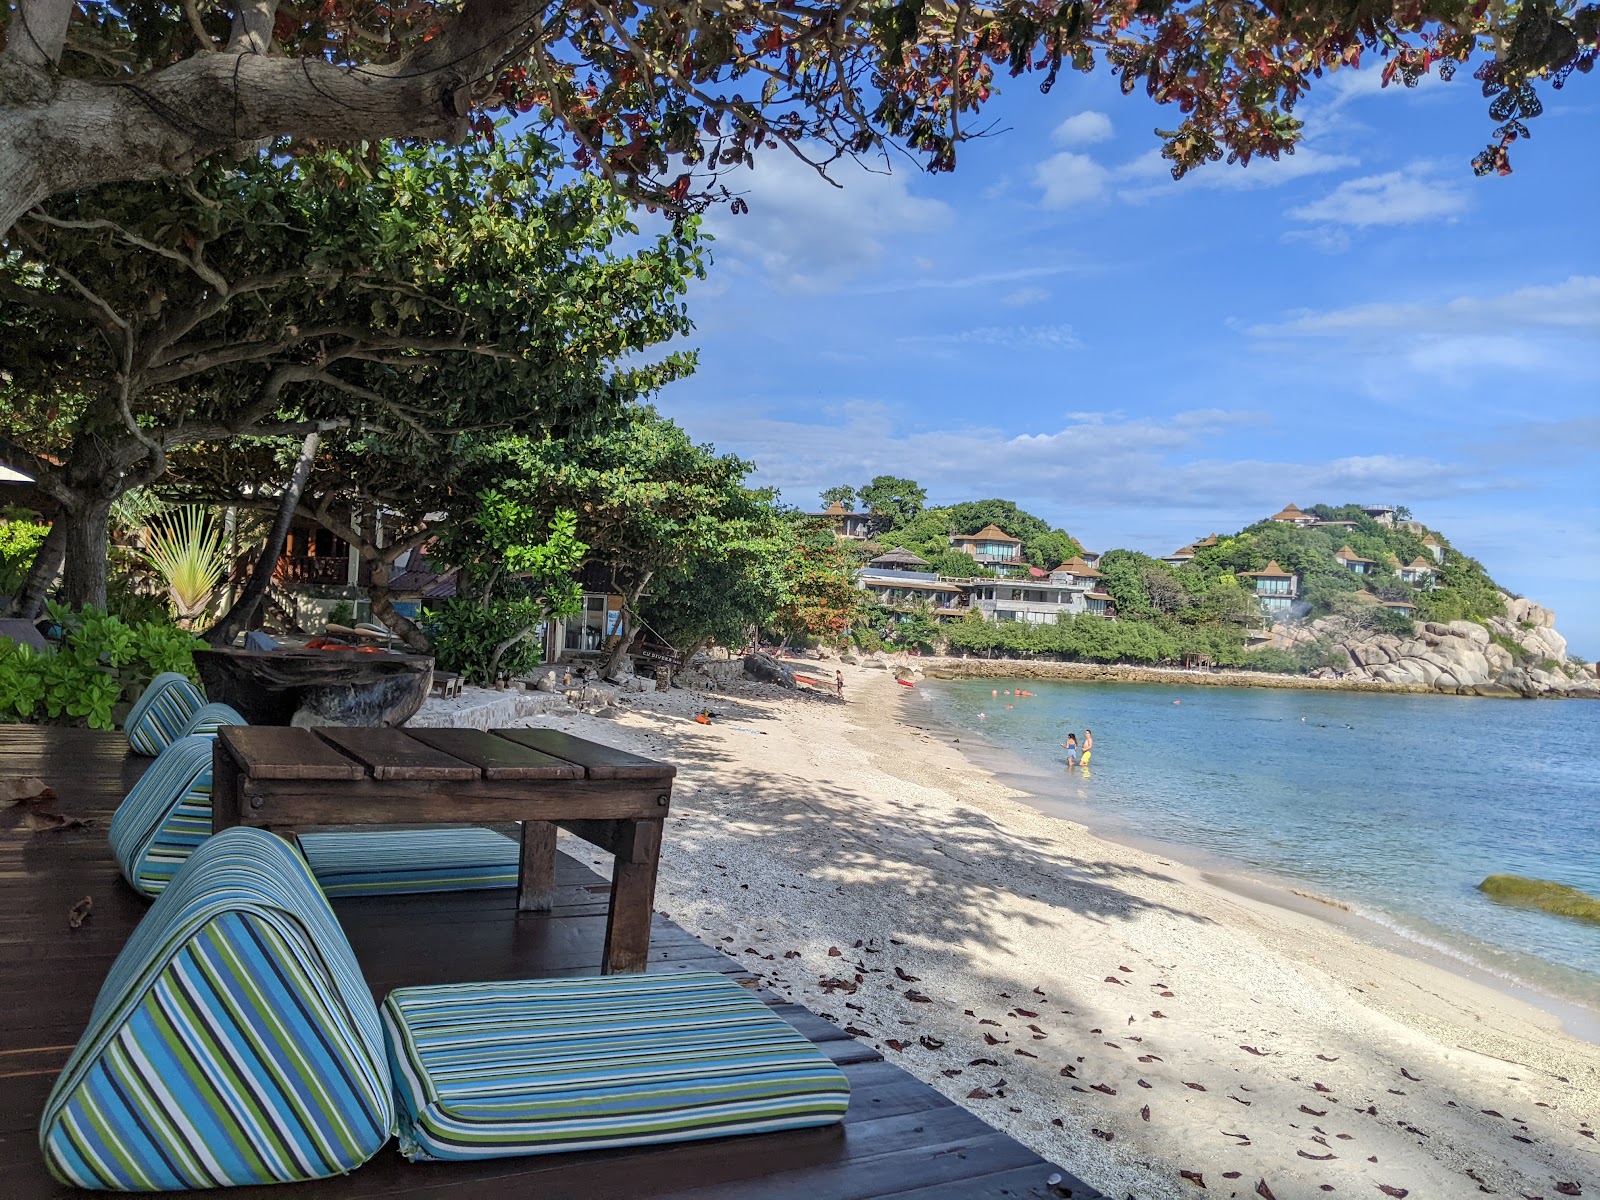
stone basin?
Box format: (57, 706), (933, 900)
(193, 647), (435, 728)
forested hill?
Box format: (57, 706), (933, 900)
(836, 486), (1594, 694)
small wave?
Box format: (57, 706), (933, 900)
(1345, 901), (1597, 1002)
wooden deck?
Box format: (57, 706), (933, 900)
(0, 728), (1103, 1200)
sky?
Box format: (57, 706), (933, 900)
(643, 62), (1600, 657)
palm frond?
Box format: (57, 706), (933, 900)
(143, 505), (226, 622)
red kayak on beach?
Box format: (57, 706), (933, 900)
(896, 678), (915, 687)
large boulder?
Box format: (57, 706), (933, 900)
(1446, 620), (1490, 647)
(743, 652), (798, 688)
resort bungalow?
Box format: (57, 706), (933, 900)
(950, 525), (1027, 575)
(963, 579), (1087, 625)
(1079, 549), (1104, 568)
(1334, 545), (1375, 575)
(1162, 545), (1196, 566)
(1421, 534), (1444, 564)
(1049, 556), (1103, 590)
(1085, 590), (1115, 616)
(1240, 559), (1299, 615)
(1383, 599), (1418, 618)
(1397, 557), (1438, 588)
(856, 550), (967, 614)
(1268, 503), (1318, 527)
(807, 502), (872, 540)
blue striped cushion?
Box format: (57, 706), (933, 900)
(123, 673), (204, 756)
(383, 973), (851, 1162)
(180, 701), (246, 737)
(299, 828), (520, 897)
(108, 735), (216, 897)
(40, 828), (393, 1190)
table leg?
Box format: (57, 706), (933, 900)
(211, 742), (243, 833)
(602, 817), (663, 974)
(518, 820), (558, 913)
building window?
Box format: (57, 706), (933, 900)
(564, 594), (608, 651)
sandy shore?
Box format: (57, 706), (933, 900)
(518, 662), (1599, 1199)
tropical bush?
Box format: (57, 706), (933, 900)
(0, 509), (50, 598)
(423, 597), (549, 686)
(0, 605), (203, 730)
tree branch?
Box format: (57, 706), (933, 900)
(5, 0), (73, 68)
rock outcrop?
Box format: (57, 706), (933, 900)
(1268, 593), (1597, 699)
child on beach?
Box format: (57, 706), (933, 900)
(1080, 728), (1093, 767)
(1063, 732), (1078, 770)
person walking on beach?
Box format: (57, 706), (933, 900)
(835, 670), (845, 700)
(1063, 732), (1079, 770)
(1080, 728), (1093, 768)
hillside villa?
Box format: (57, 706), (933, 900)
(1334, 545), (1376, 575)
(807, 501), (873, 540)
(1240, 559), (1299, 614)
(949, 525), (1028, 575)
(855, 549), (968, 612)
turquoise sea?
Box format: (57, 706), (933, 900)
(919, 678), (1600, 1016)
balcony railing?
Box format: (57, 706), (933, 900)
(275, 555), (349, 586)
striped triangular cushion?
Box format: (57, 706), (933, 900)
(382, 972), (851, 1162)
(41, 828), (393, 1190)
(179, 701), (246, 738)
(299, 828), (520, 897)
(123, 672), (205, 756)
(108, 734), (216, 897)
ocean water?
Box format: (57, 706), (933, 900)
(919, 677), (1600, 1011)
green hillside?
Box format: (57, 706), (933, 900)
(844, 485), (1508, 673)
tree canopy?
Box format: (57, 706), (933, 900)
(0, 133), (700, 606)
(2, 0), (1590, 233)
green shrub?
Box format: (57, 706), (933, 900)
(0, 605), (203, 730)
(0, 510), (50, 598)
(851, 627), (884, 654)
(1489, 632), (1529, 664)
(423, 598), (547, 685)
(327, 600), (356, 627)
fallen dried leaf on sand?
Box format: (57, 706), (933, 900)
(68, 895), (92, 929)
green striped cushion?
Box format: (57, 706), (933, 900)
(383, 973), (851, 1162)
(108, 734), (216, 897)
(124, 673), (205, 756)
(179, 701), (246, 738)
(299, 828), (520, 897)
(40, 828), (393, 1190)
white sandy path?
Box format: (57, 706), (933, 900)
(522, 664), (1599, 1200)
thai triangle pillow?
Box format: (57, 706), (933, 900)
(40, 827), (393, 1190)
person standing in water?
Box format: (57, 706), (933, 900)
(1063, 732), (1079, 770)
(1080, 728), (1093, 767)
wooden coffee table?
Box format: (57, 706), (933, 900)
(212, 726), (676, 973)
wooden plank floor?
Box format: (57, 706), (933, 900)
(0, 728), (1103, 1200)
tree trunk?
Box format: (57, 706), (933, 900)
(0, 0), (536, 237)
(60, 496), (114, 610)
(204, 432), (319, 647)
(8, 519), (66, 618)
(367, 561), (431, 653)
(602, 570), (653, 681)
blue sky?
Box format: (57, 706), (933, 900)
(646, 65), (1599, 656)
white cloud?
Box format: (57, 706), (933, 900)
(661, 404), (1500, 519)
(1288, 168), (1467, 227)
(1248, 276), (1600, 339)
(900, 324), (1080, 351)
(1002, 286), (1051, 307)
(1035, 152), (1109, 210)
(702, 152), (951, 293)
(1052, 111), (1114, 147)
(1117, 145), (1360, 197)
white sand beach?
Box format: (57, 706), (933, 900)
(521, 661), (1599, 1199)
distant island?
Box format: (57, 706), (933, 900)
(814, 482), (1596, 699)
